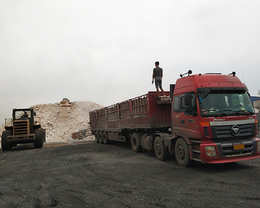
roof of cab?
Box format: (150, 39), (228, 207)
(174, 73), (247, 95)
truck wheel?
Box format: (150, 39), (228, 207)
(154, 136), (168, 161)
(34, 129), (44, 148)
(98, 131), (103, 144)
(102, 132), (109, 144)
(131, 133), (142, 152)
(94, 132), (99, 143)
(175, 137), (192, 167)
(1, 130), (12, 151)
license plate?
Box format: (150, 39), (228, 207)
(233, 144), (245, 150)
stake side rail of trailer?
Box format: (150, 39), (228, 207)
(89, 91), (171, 132)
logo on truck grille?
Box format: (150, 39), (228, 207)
(231, 125), (240, 136)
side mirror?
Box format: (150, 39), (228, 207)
(184, 94), (197, 116)
(170, 84), (175, 100)
(185, 94), (192, 105)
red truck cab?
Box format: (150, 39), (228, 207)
(171, 72), (260, 166)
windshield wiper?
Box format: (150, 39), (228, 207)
(201, 109), (227, 117)
(237, 109), (254, 115)
(217, 109), (242, 115)
(218, 109), (254, 115)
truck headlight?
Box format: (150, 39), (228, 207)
(205, 146), (217, 157)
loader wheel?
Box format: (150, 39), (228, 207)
(154, 136), (168, 161)
(34, 129), (44, 148)
(98, 131), (103, 144)
(1, 130), (12, 151)
(175, 137), (192, 167)
(131, 133), (142, 152)
(102, 132), (109, 144)
(94, 132), (99, 143)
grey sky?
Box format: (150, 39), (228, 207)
(0, 0), (259, 122)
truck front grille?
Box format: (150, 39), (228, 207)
(13, 120), (29, 135)
(211, 123), (253, 139)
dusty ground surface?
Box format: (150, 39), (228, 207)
(1, 140), (260, 208)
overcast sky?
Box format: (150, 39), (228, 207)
(0, 0), (259, 122)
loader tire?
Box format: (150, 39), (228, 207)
(34, 129), (44, 148)
(1, 130), (12, 151)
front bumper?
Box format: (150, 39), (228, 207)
(199, 138), (260, 164)
(7, 134), (35, 142)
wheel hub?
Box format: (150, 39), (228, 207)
(177, 144), (185, 159)
(155, 142), (161, 155)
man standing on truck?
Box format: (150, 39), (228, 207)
(152, 61), (165, 97)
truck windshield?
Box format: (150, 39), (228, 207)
(198, 90), (254, 117)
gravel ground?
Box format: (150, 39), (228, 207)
(1, 141), (260, 208)
(0, 113), (259, 207)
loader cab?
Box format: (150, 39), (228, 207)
(12, 108), (36, 133)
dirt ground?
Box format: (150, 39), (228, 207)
(1, 140), (260, 208)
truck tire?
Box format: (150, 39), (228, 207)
(98, 131), (103, 144)
(1, 130), (12, 151)
(95, 132), (99, 143)
(154, 136), (168, 161)
(175, 137), (192, 167)
(131, 133), (142, 152)
(34, 129), (44, 148)
(102, 132), (109, 144)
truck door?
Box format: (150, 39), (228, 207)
(172, 95), (181, 133)
(180, 93), (200, 139)
(176, 93), (200, 139)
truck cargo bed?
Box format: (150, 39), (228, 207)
(89, 92), (171, 132)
